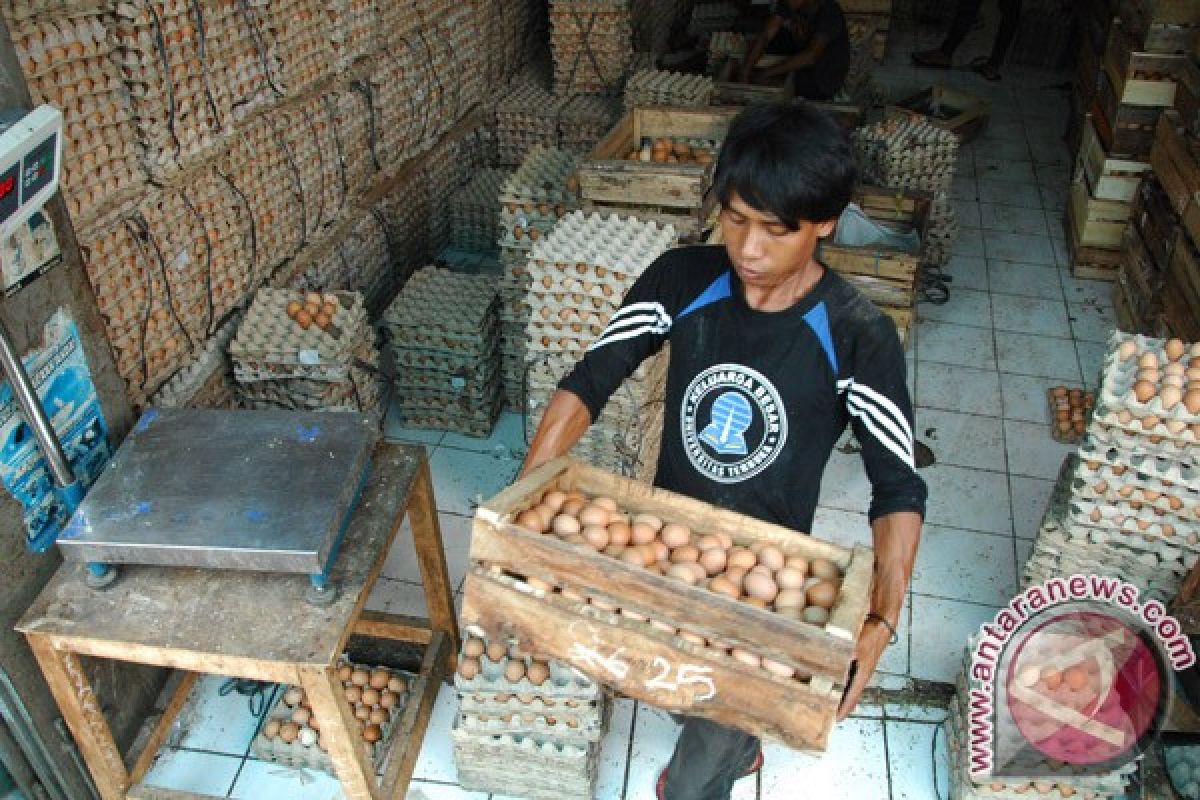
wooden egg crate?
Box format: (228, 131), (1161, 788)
(1062, 192), (1124, 282)
(1103, 19), (1188, 109)
(1078, 114), (1151, 205)
(885, 85), (991, 143)
(1150, 111), (1200, 217)
(1092, 82), (1160, 160)
(461, 457), (873, 752)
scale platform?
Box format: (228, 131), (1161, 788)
(57, 408), (379, 600)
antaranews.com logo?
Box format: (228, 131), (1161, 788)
(967, 574), (1196, 779)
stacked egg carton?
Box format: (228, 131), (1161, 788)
(370, 44), (428, 169)
(1022, 333), (1200, 603)
(293, 211), (394, 315)
(1165, 744), (1200, 798)
(327, 87), (379, 200)
(8, 14), (146, 231)
(271, 96), (350, 247)
(324, 0), (376, 71)
(558, 94), (623, 156)
(151, 313), (241, 411)
(229, 289), (382, 413)
(497, 147), (582, 408)
(253, 660), (415, 773)
(625, 70), (715, 109)
(854, 118), (960, 268)
(382, 268), (503, 437)
(421, 126), (498, 255)
(549, 0), (633, 96)
(521, 211), (676, 477)
(262, 0), (337, 99)
(496, 79), (568, 166)
(450, 169), (513, 257)
(945, 644), (1137, 800)
(452, 635), (608, 800)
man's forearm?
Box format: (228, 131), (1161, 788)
(867, 511), (922, 625)
(519, 389), (594, 477)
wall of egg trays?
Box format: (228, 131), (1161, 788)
(624, 69), (714, 109)
(1023, 333), (1200, 604)
(4, 0), (546, 412)
(854, 117), (961, 269)
(453, 634), (608, 800)
(550, 0), (635, 96)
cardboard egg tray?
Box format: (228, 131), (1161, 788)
(456, 705), (607, 743)
(1065, 498), (1200, 544)
(1071, 453), (1199, 523)
(625, 69), (715, 109)
(294, 211), (394, 315)
(501, 146), (581, 213)
(151, 312), (241, 410)
(230, 289), (368, 381)
(1094, 332), (1200, 426)
(323, 0), (376, 71)
(1046, 386), (1096, 444)
(454, 653), (603, 702)
(450, 168), (512, 254)
(1087, 421), (1199, 464)
(854, 118), (959, 194)
(1077, 440), (1199, 494)
(549, 0), (633, 95)
(451, 725), (599, 800)
(558, 95), (623, 153)
(1165, 744), (1200, 799)
(251, 661), (416, 775)
(496, 80), (568, 165)
(457, 687), (604, 719)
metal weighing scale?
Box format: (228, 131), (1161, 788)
(56, 408), (379, 605)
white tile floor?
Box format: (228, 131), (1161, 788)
(135, 25), (1108, 800)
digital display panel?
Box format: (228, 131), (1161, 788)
(0, 162), (19, 227)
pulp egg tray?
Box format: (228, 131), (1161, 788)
(451, 725), (598, 777)
(530, 304), (611, 328)
(455, 704), (607, 743)
(1028, 522), (1193, 583)
(1045, 387), (1094, 444)
(391, 349), (499, 378)
(251, 666), (416, 775)
(398, 410), (500, 438)
(396, 382), (503, 415)
(457, 688), (606, 721)
(1088, 421), (1199, 464)
(453, 654), (602, 702)
(1071, 463), (1199, 522)
(1078, 440), (1200, 490)
(525, 318), (607, 341)
(388, 324), (501, 355)
(1065, 498), (1199, 544)
(1096, 332), (1200, 422)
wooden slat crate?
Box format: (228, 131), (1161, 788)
(1184, 191), (1200, 246)
(1116, 0), (1200, 52)
(1094, 82), (1163, 158)
(461, 458), (874, 753)
(1150, 111), (1200, 214)
(713, 59), (794, 106)
(1069, 177), (1131, 249)
(1103, 21), (1189, 107)
(885, 86), (991, 143)
(1078, 114), (1151, 202)
(1167, 226), (1200, 326)
(1063, 199), (1124, 281)
(1131, 173), (1180, 269)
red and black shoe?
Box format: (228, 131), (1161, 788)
(655, 750), (764, 800)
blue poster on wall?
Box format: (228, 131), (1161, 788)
(0, 309), (110, 551)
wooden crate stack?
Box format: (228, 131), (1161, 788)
(521, 211), (676, 478)
(497, 147), (582, 410)
(229, 289), (383, 413)
(1066, 3), (1200, 281)
(452, 635), (609, 800)
(549, 0), (633, 96)
(382, 267), (503, 438)
(1023, 333), (1200, 605)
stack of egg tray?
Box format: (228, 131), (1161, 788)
(291, 211), (395, 317)
(452, 641), (607, 800)
(1164, 742), (1200, 799)
(150, 312), (241, 411)
(1022, 333), (1200, 604)
(496, 79), (568, 166)
(421, 126), (499, 254)
(324, 0), (376, 71)
(945, 646), (1137, 800)
(688, 2), (739, 37)
(549, 0), (634, 96)
(450, 169), (513, 256)
(558, 94), (623, 156)
(625, 69), (715, 109)
(7, 12), (147, 230)
(229, 289), (382, 413)
(382, 268), (503, 437)
(497, 147), (582, 408)
(854, 118), (960, 268)
(519, 211), (676, 476)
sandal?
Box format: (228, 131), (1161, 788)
(969, 57), (1002, 81)
(912, 49), (951, 68)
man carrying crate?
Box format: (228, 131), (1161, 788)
(520, 102), (927, 800)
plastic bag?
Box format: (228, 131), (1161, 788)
(833, 202), (921, 253)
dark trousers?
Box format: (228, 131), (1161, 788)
(941, 0), (1023, 66)
(661, 716), (761, 800)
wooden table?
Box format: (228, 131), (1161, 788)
(17, 443), (459, 800)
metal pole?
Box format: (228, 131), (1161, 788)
(0, 316), (76, 490)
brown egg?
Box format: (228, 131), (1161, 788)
(368, 707), (388, 725)
(688, 562), (709, 583)
(1167, 339), (1186, 361)
(630, 522), (658, 545)
(361, 688), (380, 706)
(337, 664), (353, 682)
(724, 566), (748, 590)
(363, 724), (382, 743)
(633, 513), (663, 531)
(314, 312), (332, 330)
(354, 704), (371, 721)
(810, 558), (840, 581)
(263, 719), (282, 739)
(350, 669), (370, 686)
(806, 581), (838, 609)
(709, 576), (741, 599)
(757, 545), (785, 571)
(515, 509), (547, 533)
(1118, 340), (1138, 361)
(286, 300), (304, 319)
(590, 496), (619, 512)
(1185, 389), (1200, 414)
(668, 563), (699, 584)
(744, 572), (779, 603)
(671, 544), (701, 563)
(785, 555), (808, 573)
(526, 661), (550, 686)
(699, 547), (727, 576)
(774, 588), (806, 609)
(345, 685), (362, 703)
(727, 548), (757, 570)
(291, 708), (311, 726)
(463, 637), (485, 658)
(369, 669), (390, 690)
(553, 514), (582, 536)
(622, 547), (650, 567)
(608, 520), (632, 546)
(1132, 380), (1157, 403)
(279, 722), (300, 743)
(542, 490), (567, 511)
(579, 505), (610, 527)
(378, 691), (397, 710)
(1161, 386), (1183, 410)
(696, 533), (724, 551)
(486, 641), (508, 661)
(283, 687), (304, 706)
(650, 540), (670, 563)
(582, 525), (610, 550)
(776, 566), (807, 590)
(661, 523), (692, 548)
(1139, 352), (1160, 370)
(504, 660), (526, 682)
(562, 497), (587, 517)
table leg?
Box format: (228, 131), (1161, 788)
(407, 456), (460, 651)
(299, 665), (380, 800)
(25, 634), (129, 800)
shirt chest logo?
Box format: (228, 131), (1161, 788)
(681, 364), (788, 484)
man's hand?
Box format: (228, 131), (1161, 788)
(837, 617), (892, 720)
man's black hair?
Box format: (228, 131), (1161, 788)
(712, 101), (857, 230)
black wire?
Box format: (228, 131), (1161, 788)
(266, 114), (308, 250)
(303, 111), (328, 232)
(321, 94), (350, 210)
(350, 80), (382, 171)
(131, 210), (196, 354)
(236, 0), (286, 98)
(119, 217), (156, 392)
(179, 191), (216, 337)
(188, 0), (224, 130)
(379, 35), (428, 158)
(215, 165), (258, 289)
(146, 2), (182, 156)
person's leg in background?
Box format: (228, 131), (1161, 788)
(986, 0), (1023, 68)
(658, 717), (761, 800)
(912, 0), (984, 66)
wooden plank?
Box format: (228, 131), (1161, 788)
(407, 455), (460, 651)
(461, 571), (842, 753)
(592, 113), (635, 161)
(299, 665), (381, 800)
(1183, 192), (1200, 245)
(129, 672), (199, 784)
(352, 611), (434, 645)
(1131, 173), (1180, 268)
(577, 165), (708, 209)
(1079, 114), (1151, 202)
(885, 85), (991, 143)
(1070, 178), (1131, 249)
(1094, 82), (1162, 159)
(379, 632), (450, 798)
(16, 444), (425, 670)
(1167, 228), (1200, 319)
(1103, 30), (1185, 108)
(26, 635), (129, 800)
(1150, 111), (1200, 214)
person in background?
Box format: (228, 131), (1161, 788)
(737, 0), (851, 101)
(518, 102), (926, 800)
(911, 0), (1023, 80)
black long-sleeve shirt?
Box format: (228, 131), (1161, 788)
(560, 245), (926, 533)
